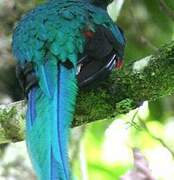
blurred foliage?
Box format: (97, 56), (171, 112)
(0, 0), (174, 179)
(80, 0), (174, 179)
(119, 0), (174, 61)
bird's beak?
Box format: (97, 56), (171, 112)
(115, 58), (123, 69)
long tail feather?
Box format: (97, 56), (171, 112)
(26, 59), (77, 180)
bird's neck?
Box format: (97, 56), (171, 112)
(47, 0), (109, 9)
(90, 0), (108, 9)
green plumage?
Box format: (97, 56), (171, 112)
(13, 0), (116, 66)
(12, 0), (120, 179)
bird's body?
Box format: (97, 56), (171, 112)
(12, 0), (125, 179)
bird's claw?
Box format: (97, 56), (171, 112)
(16, 62), (38, 95)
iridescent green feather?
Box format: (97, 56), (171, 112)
(12, 0), (119, 179)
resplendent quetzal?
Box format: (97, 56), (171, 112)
(12, 0), (125, 179)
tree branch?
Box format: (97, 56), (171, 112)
(0, 41), (174, 144)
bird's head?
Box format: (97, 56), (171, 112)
(90, 0), (113, 9)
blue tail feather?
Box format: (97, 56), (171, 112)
(27, 87), (37, 128)
(26, 60), (77, 180)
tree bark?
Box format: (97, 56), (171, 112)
(0, 41), (174, 144)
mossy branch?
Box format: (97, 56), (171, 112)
(0, 41), (174, 144)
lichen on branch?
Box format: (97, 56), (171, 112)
(0, 41), (174, 144)
(75, 41), (174, 124)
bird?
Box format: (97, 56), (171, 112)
(12, 0), (125, 179)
